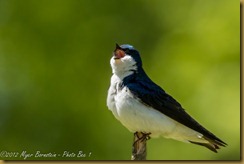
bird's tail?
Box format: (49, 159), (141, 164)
(189, 136), (227, 153)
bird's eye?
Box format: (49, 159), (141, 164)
(124, 48), (130, 54)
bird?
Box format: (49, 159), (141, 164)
(107, 43), (227, 153)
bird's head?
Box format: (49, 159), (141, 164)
(110, 43), (142, 78)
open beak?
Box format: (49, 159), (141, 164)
(114, 43), (125, 59)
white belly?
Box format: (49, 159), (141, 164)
(109, 86), (206, 143)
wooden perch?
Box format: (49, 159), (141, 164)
(131, 132), (151, 160)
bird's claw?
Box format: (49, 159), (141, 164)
(133, 132), (151, 146)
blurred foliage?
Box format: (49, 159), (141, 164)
(0, 0), (240, 160)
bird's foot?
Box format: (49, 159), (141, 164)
(133, 132), (151, 146)
(140, 132), (151, 141)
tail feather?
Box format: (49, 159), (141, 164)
(189, 141), (218, 153)
(189, 136), (227, 153)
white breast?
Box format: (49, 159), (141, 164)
(113, 85), (177, 138)
(107, 75), (206, 143)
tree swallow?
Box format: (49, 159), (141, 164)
(107, 44), (227, 152)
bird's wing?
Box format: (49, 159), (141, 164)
(125, 78), (226, 147)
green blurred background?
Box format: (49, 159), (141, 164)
(0, 0), (240, 160)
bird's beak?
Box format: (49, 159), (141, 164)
(114, 43), (125, 59)
(115, 43), (121, 50)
